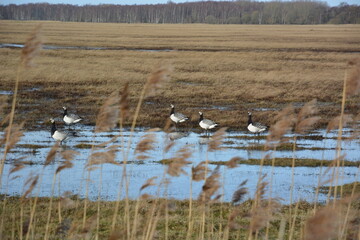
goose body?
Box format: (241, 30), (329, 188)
(50, 118), (69, 144)
(199, 112), (218, 135)
(170, 104), (189, 126)
(247, 112), (267, 134)
(63, 106), (82, 125)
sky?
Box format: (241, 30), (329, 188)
(1, 0), (358, 7)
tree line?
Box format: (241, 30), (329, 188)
(0, 1), (359, 24)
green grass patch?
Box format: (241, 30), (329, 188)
(74, 143), (95, 149)
(16, 144), (47, 149)
(210, 158), (360, 167)
(227, 135), (267, 140)
(228, 142), (330, 151)
(318, 182), (360, 197)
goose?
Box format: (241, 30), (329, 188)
(170, 104), (189, 129)
(50, 118), (69, 144)
(63, 106), (82, 126)
(198, 112), (218, 135)
(247, 112), (267, 135)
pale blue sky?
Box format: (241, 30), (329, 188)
(1, 0), (358, 7)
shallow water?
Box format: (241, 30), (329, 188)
(1, 126), (359, 203)
(0, 43), (174, 52)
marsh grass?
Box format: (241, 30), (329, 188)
(209, 158), (359, 168)
(1, 22), (360, 130)
(0, 22), (360, 240)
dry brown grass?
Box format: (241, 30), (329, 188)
(1, 21), (360, 130)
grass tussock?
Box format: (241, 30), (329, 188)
(209, 158), (359, 167)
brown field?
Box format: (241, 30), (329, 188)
(0, 21), (360, 130)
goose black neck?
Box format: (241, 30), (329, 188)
(51, 122), (56, 135)
(248, 114), (253, 125)
(199, 114), (203, 123)
(170, 107), (174, 116)
(63, 108), (68, 117)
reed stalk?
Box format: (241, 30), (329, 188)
(0, 67), (21, 185)
(332, 71), (347, 205)
(43, 173), (57, 240)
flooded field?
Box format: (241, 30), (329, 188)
(1, 125), (359, 204)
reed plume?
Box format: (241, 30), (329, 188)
(294, 99), (320, 134)
(1, 123), (24, 152)
(198, 166), (221, 203)
(145, 65), (172, 96)
(120, 82), (129, 121)
(228, 209), (242, 230)
(345, 58), (360, 97)
(248, 174), (281, 235)
(191, 161), (207, 181)
(87, 147), (119, 167)
(56, 158), (74, 175)
(163, 140), (175, 153)
(21, 175), (39, 200)
(8, 158), (26, 175)
(232, 180), (248, 205)
(304, 204), (341, 240)
(266, 106), (295, 144)
(135, 129), (158, 160)
(45, 142), (60, 166)
(167, 146), (192, 177)
(140, 177), (157, 192)
(20, 24), (43, 68)
(95, 91), (120, 133)
(326, 114), (353, 133)
(226, 156), (241, 169)
(208, 127), (227, 151)
(60, 191), (76, 210)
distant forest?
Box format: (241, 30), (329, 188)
(0, 1), (359, 24)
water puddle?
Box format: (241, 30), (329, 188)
(1, 126), (359, 203)
(0, 43), (174, 52)
(0, 90), (12, 95)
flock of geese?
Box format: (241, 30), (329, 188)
(50, 104), (268, 144)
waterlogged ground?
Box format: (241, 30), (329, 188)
(1, 125), (359, 204)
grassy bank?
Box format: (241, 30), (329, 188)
(0, 194), (359, 239)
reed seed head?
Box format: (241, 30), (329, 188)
(232, 180), (248, 205)
(120, 82), (129, 121)
(140, 176), (157, 192)
(198, 166), (221, 203)
(45, 142), (60, 166)
(267, 106), (295, 143)
(146, 64), (172, 96)
(191, 161), (207, 181)
(167, 146), (192, 177)
(208, 127), (227, 151)
(95, 91), (120, 133)
(295, 99), (320, 134)
(21, 24), (43, 68)
(305, 205), (340, 240)
(326, 114), (353, 133)
(226, 156), (241, 169)
(346, 58), (360, 97)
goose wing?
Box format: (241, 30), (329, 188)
(253, 122), (267, 130)
(174, 112), (188, 121)
(53, 130), (69, 141)
(203, 118), (218, 127)
(68, 113), (82, 120)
